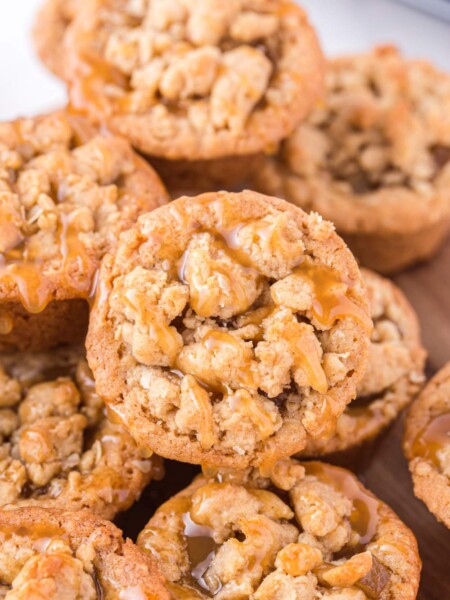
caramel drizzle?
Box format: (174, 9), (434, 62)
(0, 211), (93, 313)
(292, 262), (372, 331)
(302, 462), (380, 545)
(140, 494), (219, 595)
(174, 197), (370, 329)
(202, 330), (258, 389)
(412, 412), (450, 468)
(182, 511), (219, 593)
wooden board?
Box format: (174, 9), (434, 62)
(117, 237), (450, 600)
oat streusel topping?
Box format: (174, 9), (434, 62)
(0, 508), (170, 599)
(87, 191), (371, 469)
(0, 112), (167, 314)
(302, 269), (426, 456)
(255, 46), (450, 236)
(404, 362), (450, 528)
(65, 0), (323, 159)
(0, 348), (160, 517)
(138, 459), (420, 599)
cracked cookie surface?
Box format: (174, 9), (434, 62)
(404, 362), (450, 528)
(138, 459), (420, 599)
(0, 347), (162, 517)
(62, 0), (323, 159)
(0, 111), (168, 351)
(0, 507), (169, 599)
(87, 191), (371, 469)
(254, 46), (450, 273)
(301, 269), (426, 457)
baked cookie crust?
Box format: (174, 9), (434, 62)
(87, 191), (371, 469)
(404, 362), (450, 528)
(253, 46), (450, 273)
(138, 459), (421, 599)
(0, 347), (163, 518)
(301, 269), (426, 457)
(64, 0), (324, 159)
(0, 507), (170, 599)
(33, 0), (76, 77)
(0, 111), (168, 351)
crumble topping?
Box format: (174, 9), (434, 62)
(282, 46), (450, 197)
(139, 460), (419, 599)
(65, 0), (323, 158)
(303, 269), (425, 455)
(0, 112), (167, 313)
(89, 192), (371, 467)
(0, 348), (157, 514)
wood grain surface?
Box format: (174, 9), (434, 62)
(117, 237), (450, 600)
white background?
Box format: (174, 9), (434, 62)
(0, 0), (449, 120)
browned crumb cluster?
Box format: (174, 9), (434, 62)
(404, 362), (450, 528)
(87, 191), (371, 469)
(0, 111), (168, 350)
(301, 269), (426, 456)
(138, 459), (420, 599)
(0, 347), (162, 517)
(61, 0), (323, 159)
(0, 508), (170, 599)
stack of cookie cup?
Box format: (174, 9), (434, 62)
(2, 0), (447, 598)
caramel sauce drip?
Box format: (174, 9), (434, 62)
(202, 330), (258, 389)
(141, 494), (220, 595)
(292, 263), (372, 331)
(182, 375), (218, 450)
(302, 462), (380, 545)
(68, 23), (129, 120)
(0, 212), (93, 313)
(123, 292), (181, 365)
(412, 412), (450, 467)
(173, 198), (369, 331)
(229, 389), (275, 439)
(0, 523), (67, 549)
(182, 511), (219, 594)
(177, 226), (260, 319)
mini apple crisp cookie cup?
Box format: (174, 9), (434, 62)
(253, 46), (450, 274)
(0, 347), (163, 517)
(63, 0), (324, 160)
(300, 269), (426, 458)
(0, 111), (168, 352)
(87, 191), (371, 469)
(0, 507), (170, 599)
(138, 459), (421, 599)
(404, 362), (450, 528)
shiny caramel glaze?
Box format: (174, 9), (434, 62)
(302, 462), (381, 545)
(412, 413), (450, 467)
(137, 457), (419, 599)
(0, 111), (167, 329)
(299, 268), (426, 458)
(0, 348), (161, 516)
(170, 197), (370, 405)
(0, 508), (170, 599)
(138, 492), (219, 595)
(1, 213), (92, 313)
(88, 191), (371, 469)
(404, 361), (450, 528)
(61, 0), (324, 160)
